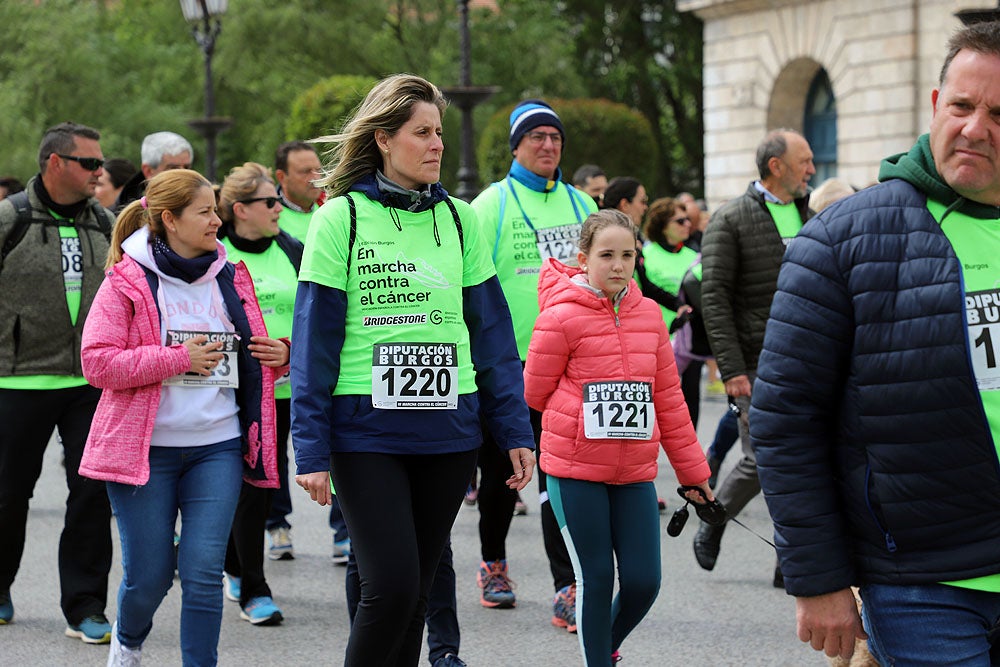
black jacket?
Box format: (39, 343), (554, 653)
(751, 178), (1000, 597)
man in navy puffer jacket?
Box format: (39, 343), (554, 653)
(752, 21), (1000, 665)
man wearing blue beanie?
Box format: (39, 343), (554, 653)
(470, 99), (595, 633)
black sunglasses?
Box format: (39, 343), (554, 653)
(238, 196), (280, 208)
(57, 154), (104, 171)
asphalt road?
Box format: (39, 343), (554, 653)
(2, 390), (826, 666)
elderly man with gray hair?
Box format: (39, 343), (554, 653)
(113, 131), (194, 211)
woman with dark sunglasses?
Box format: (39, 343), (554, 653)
(216, 162), (304, 627)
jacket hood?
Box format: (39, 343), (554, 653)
(120, 225), (229, 285)
(879, 134), (1000, 220)
(537, 257), (639, 312)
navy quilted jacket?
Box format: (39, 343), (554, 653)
(750, 176), (1000, 597)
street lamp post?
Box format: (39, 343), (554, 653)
(179, 0), (232, 183)
(441, 0), (498, 202)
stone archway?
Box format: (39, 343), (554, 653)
(767, 57), (824, 132)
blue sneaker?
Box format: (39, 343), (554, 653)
(223, 572), (241, 602)
(240, 596), (283, 626)
(332, 537), (351, 565)
(0, 589), (12, 624)
(65, 613), (112, 644)
(477, 559), (516, 608)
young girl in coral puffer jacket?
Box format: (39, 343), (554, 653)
(523, 209), (713, 667)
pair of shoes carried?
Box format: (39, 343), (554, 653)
(463, 484), (478, 506)
(267, 526), (294, 561)
(693, 521), (726, 571)
(431, 653), (468, 667)
(65, 613), (112, 644)
(240, 596), (283, 626)
(223, 573), (241, 602)
(477, 559), (516, 608)
(332, 537), (351, 565)
(0, 589), (12, 624)
(513, 492), (528, 516)
(107, 624), (142, 666)
(551, 583), (577, 633)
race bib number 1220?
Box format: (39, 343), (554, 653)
(371, 342), (458, 409)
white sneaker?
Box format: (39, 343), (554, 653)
(107, 625), (142, 667)
(267, 526), (294, 561)
(332, 537), (351, 565)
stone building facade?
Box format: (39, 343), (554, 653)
(677, 0), (998, 211)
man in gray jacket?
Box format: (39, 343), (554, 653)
(692, 129), (814, 580)
(0, 122), (114, 642)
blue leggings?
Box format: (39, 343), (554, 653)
(548, 475), (661, 666)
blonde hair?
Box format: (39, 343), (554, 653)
(579, 209), (637, 255)
(809, 177), (855, 213)
(312, 74), (447, 197)
(106, 169), (212, 269)
(218, 162), (274, 224)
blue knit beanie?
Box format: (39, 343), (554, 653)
(508, 100), (565, 153)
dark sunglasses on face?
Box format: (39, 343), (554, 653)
(239, 196), (280, 208)
(57, 154), (104, 171)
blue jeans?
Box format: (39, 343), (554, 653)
(861, 582), (1000, 666)
(107, 438), (242, 667)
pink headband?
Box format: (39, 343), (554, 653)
(140, 196), (148, 209)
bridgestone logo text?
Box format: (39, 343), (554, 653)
(363, 314), (428, 327)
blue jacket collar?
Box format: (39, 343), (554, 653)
(508, 161), (563, 193)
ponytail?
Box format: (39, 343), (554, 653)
(105, 200), (148, 270)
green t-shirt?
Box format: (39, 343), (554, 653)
(223, 238), (298, 399)
(0, 220), (87, 390)
(278, 205), (316, 243)
(471, 178), (596, 359)
(299, 194), (495, 398)
(640, 242), (698, 331)
(931, 199), (1000, 592)
(765, 201), (805, 244)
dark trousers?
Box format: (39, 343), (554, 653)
(347, 540), (460, 664)
(330, 449), (477, 667)
(223, 398), (289, 604)
(680, 360), (703, 428)
(534, 406), (576, 592)
(477, 420), (516, 561)
(265, 399), (292, 530)
(0, 385), (112, 624)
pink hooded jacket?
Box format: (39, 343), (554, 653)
(524, 258), (710, 486)
(79, 252), (281, 488)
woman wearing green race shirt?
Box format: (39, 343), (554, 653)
(290, 74), (536, 667)
(216, 162), (303, 627)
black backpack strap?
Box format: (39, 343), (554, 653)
(0, 191), (34, 271)
(345, 194), (358, 275)
(443, 197), (464, 254)
(90, 202), (114, 242)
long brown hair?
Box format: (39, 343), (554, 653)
(106, 169), (212, 269)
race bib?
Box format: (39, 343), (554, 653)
(163, 330), (240, 388)
(535, 224), (580, 265)
(967, 289), (1000, 390)
(61, 235), (83, 293)
(371, 342), (458, 409)
(582, 381), (654, 440)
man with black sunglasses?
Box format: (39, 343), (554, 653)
(0, 121), (114, 643)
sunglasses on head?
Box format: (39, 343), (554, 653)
(57, 154), (104, 171)
(238, 196), (280, 208)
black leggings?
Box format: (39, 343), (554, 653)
(330, 448), (478, 667)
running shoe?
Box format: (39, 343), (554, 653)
(223, 573), (241, 602)
(513, 493), (528, 516)
(267, 526), (294, 561)
(477, 559), (516, 608)
(65, 613), (112, 644)
(551, 584), (577, 633)
(0, 589), (11, 624)
(240, 596), (283, 626)
(332, 537), (351, 565)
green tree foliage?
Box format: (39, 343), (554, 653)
(552, 1), (704, 196)
(285, 75), (378, 141)
(0, 0), (701, 198)
(478, 99), (659, 190)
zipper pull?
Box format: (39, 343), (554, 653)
(885, 533), (897, 553)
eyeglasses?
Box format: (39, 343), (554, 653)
(238, 196), (280, 208)
(57, 154), (104, 171)
(669, 216), (691, 225)
(523, 131), (563, 146)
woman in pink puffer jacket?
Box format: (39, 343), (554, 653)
(524, 209), (712, 666)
